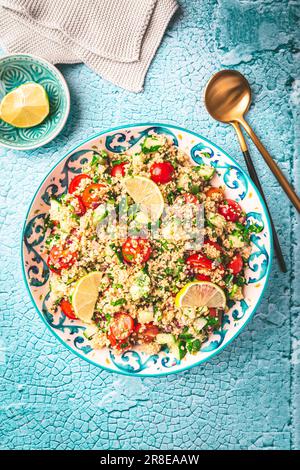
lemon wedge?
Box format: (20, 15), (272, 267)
(175, 281), (226, 309)
(72, 272), (103, 323)
(124, 176), (164, 222)
(0, 83), (49, 128)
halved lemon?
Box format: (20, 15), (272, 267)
(72, 272), (103, 323)
(175, 281), (226, 309)
(124, 176), (164, 222)
(0, 83), (49, 128)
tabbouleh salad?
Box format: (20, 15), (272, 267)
(45, 133), (260, 359)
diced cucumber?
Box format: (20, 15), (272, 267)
(228, 232), (245, 248)
(194, 164), (215, 181)
(134, 211), (149, 225)
(156, 333), (175, 345)
(156, 333), (180, 359)
(49, 198), (62, 221)
(138, 309), (154, 324)
(93, 204), (108, 225)
(50, 197), (77, 232)
(141, 135), (166, 154)
(194, 317), (207, 332)
(49, 277), (66, 297)
(207, 212), (227, 229)
(129, 272), (150, 301)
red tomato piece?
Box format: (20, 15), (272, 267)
(107, 332), (117, 347)
(150, 162), (175, 184)
(134, 322), (142, 333)
(216, 263), (225, 275)
(46, 255), (61, 274)
(60, 299), (77, 319)
(187, 252), (224, 280)
(218, 199), (243, 222)
(204, 239), (222, 252)
(109, 313), (134, 343)
(183, 193), (199, 204)
(47, 245), (77, 273)
(208, 308), (218, 318)
(175, 193), (199, 205)
(74, 195), (86, 216)
(186, 253), (213, 271)
(141, 323), (159, 343)
(82, 183), (106, 209)
(205, 187), (224, 199)
(195, 273), (211, 281)
(68, 174), (91, 194)
(111, 161), (129, 177)
(122, 237), (151, 264)
(228, 254), (243, 275)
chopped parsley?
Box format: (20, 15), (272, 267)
(111, 298), (126, 307)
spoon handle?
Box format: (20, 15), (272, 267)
(239, 118), (300, 212)
(242, 148), (287, 272)
(231, 121), (287, 273)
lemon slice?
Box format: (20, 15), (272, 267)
(0, 83), (49, 128)
(175, 281), (226, 309)
(124, 176), (164, 222)
(72, 272), (103, 323)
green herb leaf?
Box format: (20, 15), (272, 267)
(111, 298), (126, 306)
(178, 340), (187, 360)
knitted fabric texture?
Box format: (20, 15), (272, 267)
(0, 0), (178, 91)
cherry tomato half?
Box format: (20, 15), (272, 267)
(74, 195), (86, 216)
(204, 239), (222, 252)
(208, 308), (218, 318)
(140, 323), (160, 343)
(218, 199), (243, 222)
(227, 254), (243, 275)
(175, 193), (199, 205)
(82, 183), (106, 209)
(205, 187), (224, 199)
(122, 237), (152, 264)
(111, 161), (129, 177)
(186, 253), (213, 271)
(195, 273), (212, 281)
(68, 174), (91, 194)
(46, 256), (61, 274)
(109, 312), (134, 343)
(60, 299), (77, 319)
(187, 252), (224, 280)
(150, 162), (175, 184)
(47, 245), (77, 273)
(134, 322), (142, 333)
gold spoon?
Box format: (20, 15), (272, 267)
(204, 70), (287, 272)
(204, 69), (300, 212)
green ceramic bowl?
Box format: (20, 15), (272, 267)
(0, 54), (70, 150)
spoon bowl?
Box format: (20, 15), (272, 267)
(204, 69), (300, 212)
(205, 69), (251, 123)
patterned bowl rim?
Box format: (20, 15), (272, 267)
(0, 53), (70, 151)
(21, 122), (273, 377)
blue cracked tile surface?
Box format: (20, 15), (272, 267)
(0, 0), (299, 450)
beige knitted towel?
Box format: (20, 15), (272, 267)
(0, 0), (178, 92)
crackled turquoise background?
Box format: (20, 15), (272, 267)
(0, 0), (299, 450)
